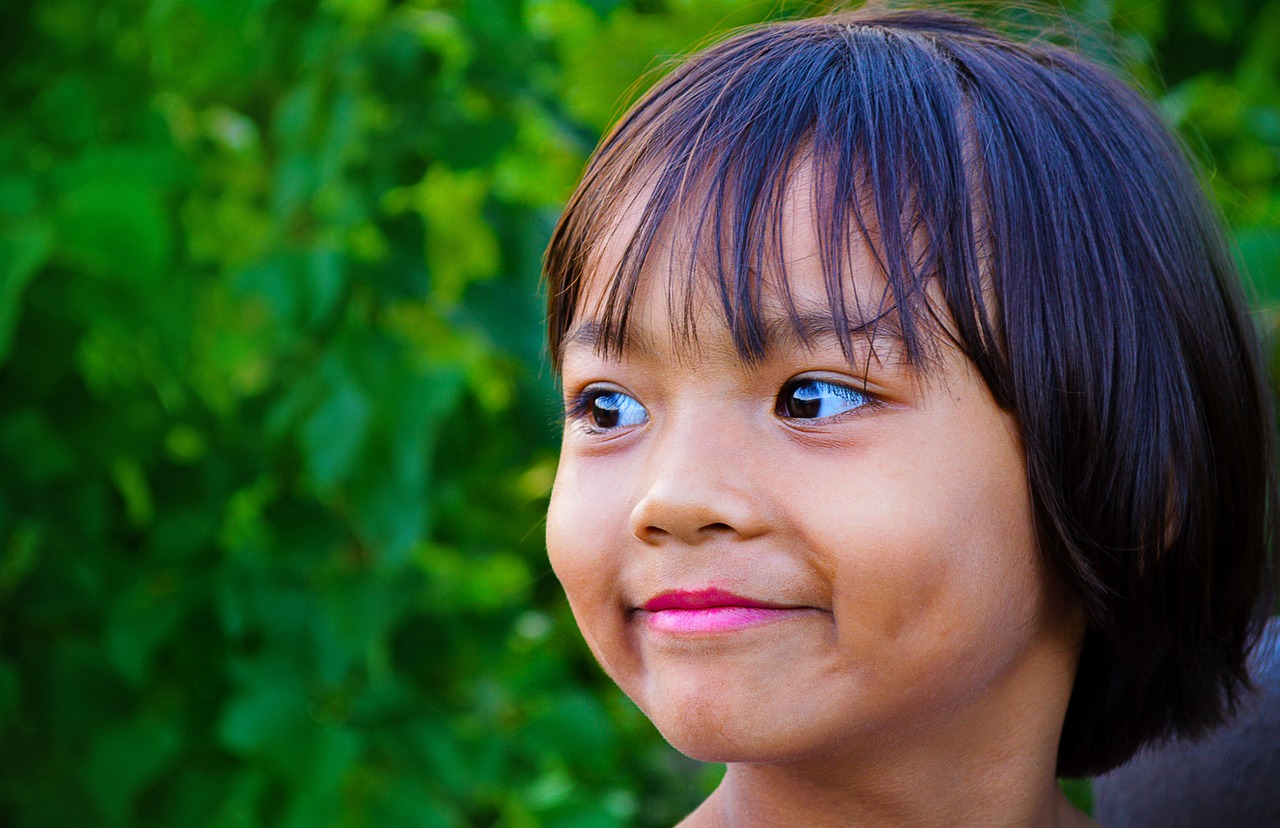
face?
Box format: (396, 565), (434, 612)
(546, 187), (1083, 767)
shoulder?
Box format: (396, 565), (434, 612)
(1093, 617), (1280, 828)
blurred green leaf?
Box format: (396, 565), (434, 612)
(302, 361), (374, 492)
(217, 675), (311, 757)
(82, 716), (183, 824)
(1238, 227), (1280, 304)
(0, 659), (19, 732)
(56, 179), (172, 285)
(281, 726), (361, 828)
(0, 221), (52, 363)
(103, 576), (186, 685)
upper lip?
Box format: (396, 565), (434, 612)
(641, 587), (794, 611)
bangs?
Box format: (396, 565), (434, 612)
(545, 17), (999, 375)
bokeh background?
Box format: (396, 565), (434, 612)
(1, 0), (1277, 825)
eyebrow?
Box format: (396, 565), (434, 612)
(561, 305), (907, 363)
(562, 320), (657, 357)
(764, 307), (905, 353)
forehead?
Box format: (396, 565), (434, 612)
(567, 165), (928, 367)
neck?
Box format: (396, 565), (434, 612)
(692, 774), (1089, 828)
(687, 750), (1088, 828)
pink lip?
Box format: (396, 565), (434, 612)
(642, 588), (788, 611)
(638, 588), (809, 633)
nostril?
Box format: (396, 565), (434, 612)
(638, 522), (735, 543)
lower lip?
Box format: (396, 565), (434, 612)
(640, 606), (807, 634)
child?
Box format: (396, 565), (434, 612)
(542, 7), (1277, 825)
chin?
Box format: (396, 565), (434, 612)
(659, 725), (768, 764)
(644, 695), (816, 764)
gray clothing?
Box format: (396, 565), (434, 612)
(1093, 618), (1280, 828)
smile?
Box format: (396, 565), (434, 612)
(637, 588), (815, 634)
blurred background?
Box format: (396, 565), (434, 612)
(0, 0), (1276, 825)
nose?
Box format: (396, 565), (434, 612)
(628, 420), (769, 546)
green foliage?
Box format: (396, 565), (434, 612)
(0, 0), (1276, 825)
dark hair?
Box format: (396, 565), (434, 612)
(543, 6), (1277, 777)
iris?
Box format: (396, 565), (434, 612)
(777, 378), (869, 419)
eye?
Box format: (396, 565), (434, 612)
(570, 388), (649, 432)
(777, 378), (870, 420)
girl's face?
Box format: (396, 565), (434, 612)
(546, 193), (1084, 767)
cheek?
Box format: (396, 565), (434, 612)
(545, 461), (606, 610)
(814, 494), (961, 652)
(545, 458), (634, 678)
(806, 440), (1045, 681)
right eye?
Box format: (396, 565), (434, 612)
(776, 377), (871, 420)
(571, 389), (649, 432)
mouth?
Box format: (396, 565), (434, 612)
(636, 587), (816, 634)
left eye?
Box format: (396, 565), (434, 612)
(776, 378), (870, 419)
(580, 390), (648, 431)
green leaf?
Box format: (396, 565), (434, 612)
(361, 774), (459, 828)
(0, 658), (20, 732)
(103, 577), (186, 685)
(31, 73), (99, 146)
(1237, 227), (1280, 304)
(0, 173), (39, 217)
(541, 798), (627, 828)
(0, 221), (53, 363)
(56, 179), (172, 286)
(281, 726), (361, 828)
(302, 362), (374, 491)
(405, 719), (473, 799)
(82, 716), (183, 824)
(110, 458), (155, 528)
(521, 690), (615, 767)
(206, 770), (269, 828)
(235, 247), (346, 331)
(217, 678), (310, 757)
(0, 407), (78, 487)
(412, 164), (501, 304)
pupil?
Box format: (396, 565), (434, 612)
(789, 388), (821, 418)
(592, 396), (621, 428)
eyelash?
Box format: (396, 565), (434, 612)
(565, 376), (879, 435)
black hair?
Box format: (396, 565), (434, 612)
(542, 6), (1277, 777)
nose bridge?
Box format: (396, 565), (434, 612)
(629, 400), (765, 545)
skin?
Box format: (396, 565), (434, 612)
(546, 182), (1095, 827)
